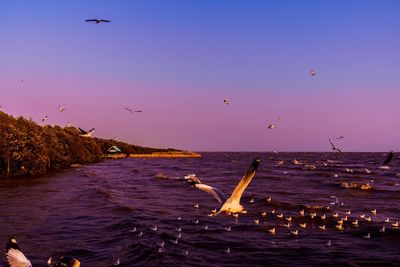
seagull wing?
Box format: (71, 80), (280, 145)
(229, 158), (261, 202)
(78, 127), (87, 134)
(383, 152), (393, 166)
(185, 175), (226, 203)
(194, 183), (227, 204)
(100, 20), (111, 22)
(124, 107), (134, 113)
(328, 139), (335, 149)
(85, 19), (97, 22)
(6, 249), (32, 267)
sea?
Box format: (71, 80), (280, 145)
(0, 152), (399, 266)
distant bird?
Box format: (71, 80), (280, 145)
(185, 158), (260, 214)
(319, 225), (326, 231)
(310, 69), (317, 77)
(78, 127), (95, 137)
(224, 226), (231, 232)
(290, 230), (299, 236)
(268, 227), (276, 235)
(335, 136), (344, 140)
(42, 115), (48, 123)
(150, 225), (158, 231)
(382, 151), (394, 166)
(329, 139), (342, 152)
(363, 233), (371, 239)
(223, 98), (229, 105)
(65, 121), (72, 127)
(112, 258), (120, 266)
(58, 105), (66, 112)
(124, 107), (142, 114)
(225, 247), (231, 253)
(267, 124), (276, 129)
(194, 203), (200, 208)
(326, 240), (332, 247)
(261, 211), (267, 217)
(85, 19), (111, 23)
(379, 227), (386, 233)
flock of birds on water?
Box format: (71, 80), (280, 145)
(2, 18), (399, 267)
(5, 152), (398, 266)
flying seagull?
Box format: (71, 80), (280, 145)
(267, 124), (275, 129)
(124, 107), (142, 114)
(5, 237), (81, 267)
(223, 99), (229, 105)
(310, 69), (317, 77)
(42, 115), (48, 123)
(5, 237), (32, 267)
(78, 127), (95, 137)
(335, 136), (344, 140)
(185, 158), (261, 214)
(382, 151), (394, 166)
(85, 19), (111, 23)
(329, 139), (342, 152)
(58, 105), (66, 112)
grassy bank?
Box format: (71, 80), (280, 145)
(0, 111), (179, 177)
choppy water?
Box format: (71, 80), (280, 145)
(1, 152), (400, 266)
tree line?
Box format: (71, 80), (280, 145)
(0, 111), (178, 177)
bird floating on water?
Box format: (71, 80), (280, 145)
(112, 258), (120, 266)
(185, 158), (260, 214)
(268, 227), (276, 235)
(85, 19), (111, 23)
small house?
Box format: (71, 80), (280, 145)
(107, 145), (122, 153)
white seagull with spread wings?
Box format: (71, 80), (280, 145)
(5, 237), (32, 267)
(185, 158), (261, 214)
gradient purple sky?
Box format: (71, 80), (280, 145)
(1, 0), (399, 151)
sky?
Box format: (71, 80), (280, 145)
(0, 0), (399, 152)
